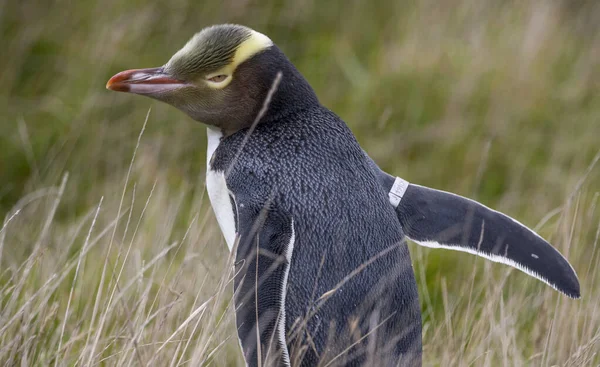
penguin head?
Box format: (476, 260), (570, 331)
(107, 24), (318, 133)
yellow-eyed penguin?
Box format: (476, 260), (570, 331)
(106, 24), (580, 366)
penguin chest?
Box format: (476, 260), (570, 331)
(206, 128), (237, 251)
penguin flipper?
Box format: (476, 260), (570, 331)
(364, 154), (580, 298)
(233, 201), (294, 367)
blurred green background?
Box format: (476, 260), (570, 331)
(1, 0), (599, 365)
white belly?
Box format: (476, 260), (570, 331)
(206, 128), (237, 251)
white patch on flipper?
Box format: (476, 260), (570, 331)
(206, 127), (237, 251)
(389, 177), (409, 208)
(407, 183), (579, 294)
(276, 219), (294, 366)
(415, 240), (569, 296)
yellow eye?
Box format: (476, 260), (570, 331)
(207, 75), (228, 83)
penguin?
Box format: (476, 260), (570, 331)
(107, 24), (422, 366)
(106, 24), (580, 366)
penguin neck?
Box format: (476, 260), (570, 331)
(224, 46), (320, 136)
(260, 51), (320, 124)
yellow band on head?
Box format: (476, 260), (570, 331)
(205, 30), (273, 89)
(233, 30), (273, 68)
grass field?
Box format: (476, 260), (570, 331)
(1, 0), (599, 365)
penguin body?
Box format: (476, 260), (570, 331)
(208, 89), (421, 366)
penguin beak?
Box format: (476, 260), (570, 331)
(106, 67), (187, 95)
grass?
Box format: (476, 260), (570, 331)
(1, 0), (599, 365)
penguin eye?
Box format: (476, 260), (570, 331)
(207, 74), (228, 83)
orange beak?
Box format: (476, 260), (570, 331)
(106, 67), (187, 94)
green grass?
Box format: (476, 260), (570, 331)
(1, 0), (599, 365)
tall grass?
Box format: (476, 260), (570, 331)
(1, 0), (599, 365)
